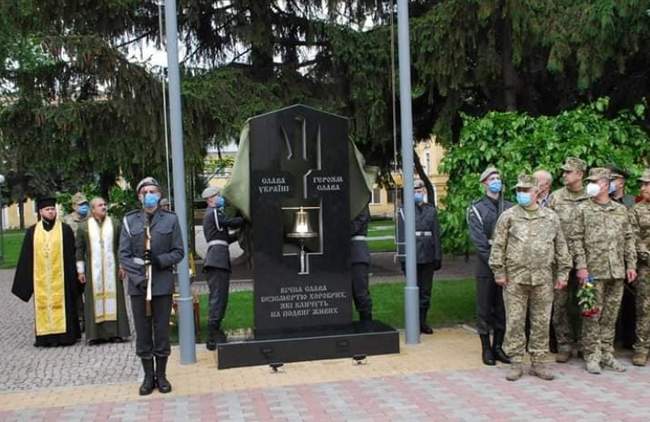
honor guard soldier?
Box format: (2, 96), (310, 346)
(398, 179), (442, 334)
(119, 177), (184, 395)
(201, 186), (243, 350)
(467, 166), (513, 365)
(350, 204), (373, 321)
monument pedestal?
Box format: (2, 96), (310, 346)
(217, 321), (399, 369)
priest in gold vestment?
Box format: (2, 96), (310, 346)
(11, 197), (81, 347)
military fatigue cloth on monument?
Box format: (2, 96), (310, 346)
(467, 196), (513, 354)
(351, 205), (373, 321)
(76, 216), (131, 343)
(489, 206), (572, 368)
(398, 198), (442, 334)
(202, 201), (243, 349)
(549, 185), (589, 357)
(570, 196), (637, 371)
(12, 218), (81, 347)
(631, 187), (650, 365)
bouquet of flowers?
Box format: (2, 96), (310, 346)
(577, 276), (599, 318)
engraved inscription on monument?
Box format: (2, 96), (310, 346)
(249, 105), (352, 331)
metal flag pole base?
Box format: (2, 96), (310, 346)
(404, 286), (420, 344)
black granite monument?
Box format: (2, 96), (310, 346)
(218, 105), (399, 369)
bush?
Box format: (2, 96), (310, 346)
(439, 98), (650, 254)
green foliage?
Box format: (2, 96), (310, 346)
(107, 185), (140, 220)
(439, 98), (650, 254)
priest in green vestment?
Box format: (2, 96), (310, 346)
(75, 197), (131, 343)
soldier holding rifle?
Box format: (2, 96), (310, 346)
(119, 177), (184, 396)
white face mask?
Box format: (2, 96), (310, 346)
(586, 182), (601, 197)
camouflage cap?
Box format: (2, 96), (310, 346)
(561, 157), (587, 173)
(639, 168), (650, 183)
(585, 167), (612, 182)
(71, 192), (88, 205)
(159, 198), (170, 207)
(608, 165), (630, 179)
(135, 177), (161, 194)
(479, 166), (499, 182)
(515, 173), (536, 189)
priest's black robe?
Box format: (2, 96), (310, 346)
(11, 220), (81, 347)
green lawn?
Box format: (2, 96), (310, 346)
(172, 279), (476, 343)
(368, 219), (396, 253)
(0, 231), (25, 269)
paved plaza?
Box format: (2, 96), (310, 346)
(2, 268), (650, 421)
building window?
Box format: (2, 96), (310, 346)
(371, 187), (381, 204)
(387, 189), (396, 204)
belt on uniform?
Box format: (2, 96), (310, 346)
(351, 235), (367, 241)
(415, 231), (432, 237)
(208, 240), (228, 247)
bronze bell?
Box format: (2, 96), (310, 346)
(287, 207), (318, 239)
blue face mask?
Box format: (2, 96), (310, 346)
(216, 196), (225, 209)
(414, 192), (424, 204)
(608, 181), (617, 194)
(77, 204), (89, 217)
(516, 192), (533, 207)
(143, 192), (160, 209)
(488, 180), (502, 193)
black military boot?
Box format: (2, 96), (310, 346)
(359, 311), (373, 321)
(139, 358), (156, 396)
(480, 334), (496, 366)
(420, 309), (433, 334)
(493, 330), (511, 364)
(155, 356), (172, 394)
(206, 324), (219, 351)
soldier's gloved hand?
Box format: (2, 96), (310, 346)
(151, 254), (163, 269)
(143, 250), (152, 265)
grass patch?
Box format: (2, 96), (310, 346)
(368, 239), (396, 253)
(171, 279), (476, 343)
(367, 219), (396, 252)
(0, 231), (25, 269)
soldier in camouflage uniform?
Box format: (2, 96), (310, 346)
(549, 157), (589, 363)
(490, 174), (572, 381)
(570, 167), (637, 374)
(632, 169), (650, 366)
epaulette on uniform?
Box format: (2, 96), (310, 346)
(125, 209), (140, 217)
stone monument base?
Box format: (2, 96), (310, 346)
(217, 321), (400, 369)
